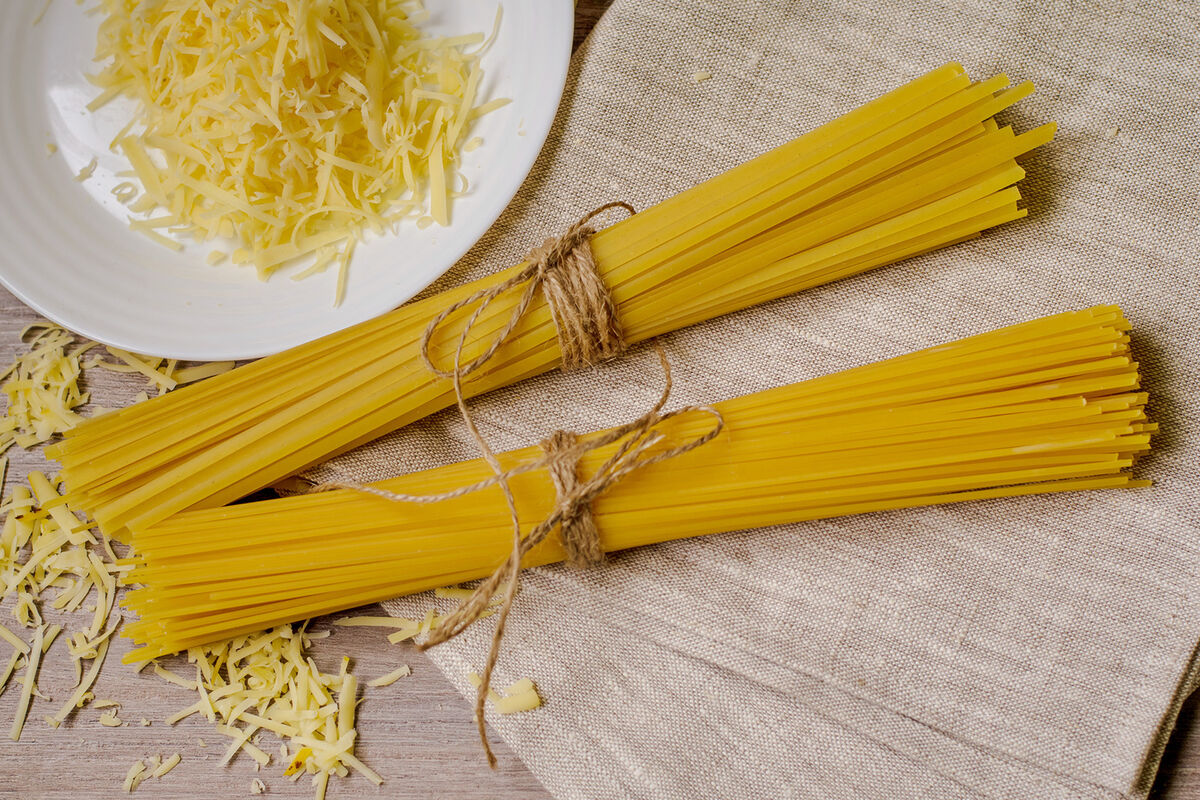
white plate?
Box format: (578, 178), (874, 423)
(0, 1), (572, 360)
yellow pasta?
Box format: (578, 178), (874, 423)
(50, 63), (1055, 543)
(121, 306), (1150, 660)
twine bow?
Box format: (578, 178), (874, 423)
(315, 204), (724, 765)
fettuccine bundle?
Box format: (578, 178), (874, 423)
(122, 306), (1149, 659)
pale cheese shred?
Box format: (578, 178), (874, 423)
(9, 625), (45, 741)
(152, 753), (182, 778)
(467, 671), (542, 715)
(367, 664), (411, 687)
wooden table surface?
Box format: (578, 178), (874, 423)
(2, 2), (1198, 798)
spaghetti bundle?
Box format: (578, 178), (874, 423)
(50, 63), (1056, 540)
(121, 306), (1151, 660)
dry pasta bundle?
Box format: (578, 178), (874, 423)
(121, 305), (1150, 660)
(50, 62), (1056, 542)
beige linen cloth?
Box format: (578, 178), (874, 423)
(304, 1), (1200, 798)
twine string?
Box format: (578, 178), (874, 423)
(313, 204), (725, 766)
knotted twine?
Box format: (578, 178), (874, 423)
(315, 203), (725, 765)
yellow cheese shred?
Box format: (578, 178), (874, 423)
(89, 0), (507, 298)
(467, 671), (543, 715)
(9, 625), (45, 741)
(153, 752), (182, 778)
(367, 664), (411, 687)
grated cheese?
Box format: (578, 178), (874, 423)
(251, 777), (267, 794)
(1, 324), (91, 451)
(75, 157), (99, 182)
(9, 625), (45, 740)
(367, 664), (411, 687)
(0, 650), (22, 695)
(0, 622), (30, 655)
(467, 671), (542, 715)
(89, 0), (508, 300)
(124, 760), (146, 793)
(152, 625), (377, 799)
(152, 752), (182, 778)
(0, 468), (123, 735)
(0, 330), (369, 794)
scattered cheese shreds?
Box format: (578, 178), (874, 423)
(494, 688), (543, 715)
(33, 0), (53, 26)
(152, 625), (374, 798)
(99, 709), (123, 726)
(89, 0), (507, 298)
(1, 325), (89, 451)
(124, 759), (146, 793)
(251, 778), (267, 794)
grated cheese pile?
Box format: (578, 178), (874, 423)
(0, 325), (94, 452)
(89, 0), (507, 302)
(154, 625), (378, 800)
(0, 471), (124, 740)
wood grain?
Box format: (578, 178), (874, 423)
(2, 1), (1195, 798)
